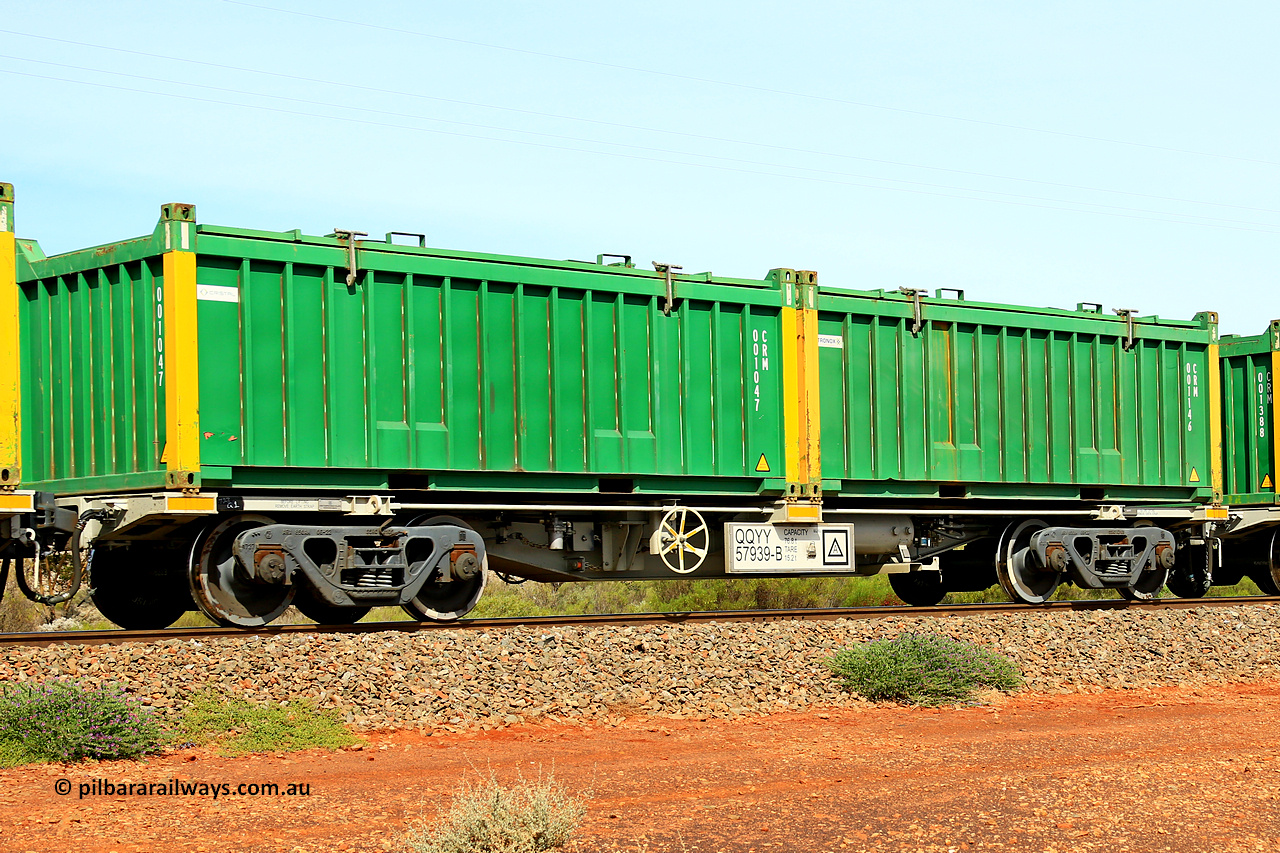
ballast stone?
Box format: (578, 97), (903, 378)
(1, 605), (1278, 731)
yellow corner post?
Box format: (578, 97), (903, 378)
(779, 268), (822, 502)
(0, 182), (18, 490)
(796, 270), (822, 491)
(780, 270), (802, 485)
(1207, 340), (1223, 502)
(160, 203), (201, 491)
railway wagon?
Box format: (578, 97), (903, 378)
(0, 185), (820, 628)
(805, 285), (1227, 604)
(1213, 321), (1280, 595)
(0, 185), (1247, 628)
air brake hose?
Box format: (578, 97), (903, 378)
(13, 540), (81, 606)
(10, 510), (109, 606)
(12, 551), (37, 602)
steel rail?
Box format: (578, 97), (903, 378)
(0, 595), (1274, 649)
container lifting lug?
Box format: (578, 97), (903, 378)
(1114, 308), (1137, 351)
(899, 287), (926, 336)
(332, 229), (368, 286)
(385, 231), (426, 248)
(653, 262), (683, 316)
(597, 253), (633, 268)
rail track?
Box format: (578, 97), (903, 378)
(1, 595), (1274, 649)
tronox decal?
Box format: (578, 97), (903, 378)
(817, 334), (843, 349)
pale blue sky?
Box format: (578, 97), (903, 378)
(3, 0), (1277, 333)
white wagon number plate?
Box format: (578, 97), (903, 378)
(725, 523), (855, 574)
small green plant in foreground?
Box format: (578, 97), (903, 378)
(0, 681), (165, 766)
(827, 632), (1023, 706)
(175, 692), (360, 755)
(402, 771), (586, 853)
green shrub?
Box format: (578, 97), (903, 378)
(175, 692), (359, 754)
(402, 771), (585, 853)
(471, 585), (560, 618)
(466, 575), (899, 617)
(827, 632), (1022, 706)
(0, 680), (165, 765)
(1207, 576), (1263, 597)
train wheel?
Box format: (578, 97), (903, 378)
(1165, 542), (1213, 599)
(293, 585), (371, 625)
(89, 543), (193, 630)
(190, 514), (296, 628)
(1117, 563), (1170, 601)
(1250, 531), (1280, 596)
(888, 571), (946, 606)
(995, 519), (1059, 604)
(400, 515), (486, 622)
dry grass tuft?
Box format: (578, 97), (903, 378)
(401, 770), (585, 853)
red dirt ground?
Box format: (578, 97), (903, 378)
(2, 681), (1278, 853)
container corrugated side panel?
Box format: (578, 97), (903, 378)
(1219, 323), (1280, 505)
(816, 291), (1215, 501)
(194, 229), (787, 494)
(18, 241), (168, 493)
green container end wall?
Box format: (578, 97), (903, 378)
(1219, 321), (1280, 506)
(16, 218), (789, 496)
(816, 290), (1217, 502)
(16, 235), (169, 493)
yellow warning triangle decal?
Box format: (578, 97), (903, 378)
(1189, 467), (1200, 483)
(160, 442), (169, 464)
(1265, 474), (1274, 489)
(755, 454), (771, 473)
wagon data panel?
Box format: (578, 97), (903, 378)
(725, 523), (855, 573)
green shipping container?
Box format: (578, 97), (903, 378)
(1219, 321), (1280, 506)
(815, 288), (1219, 503)
(14, 204), (793, 498)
